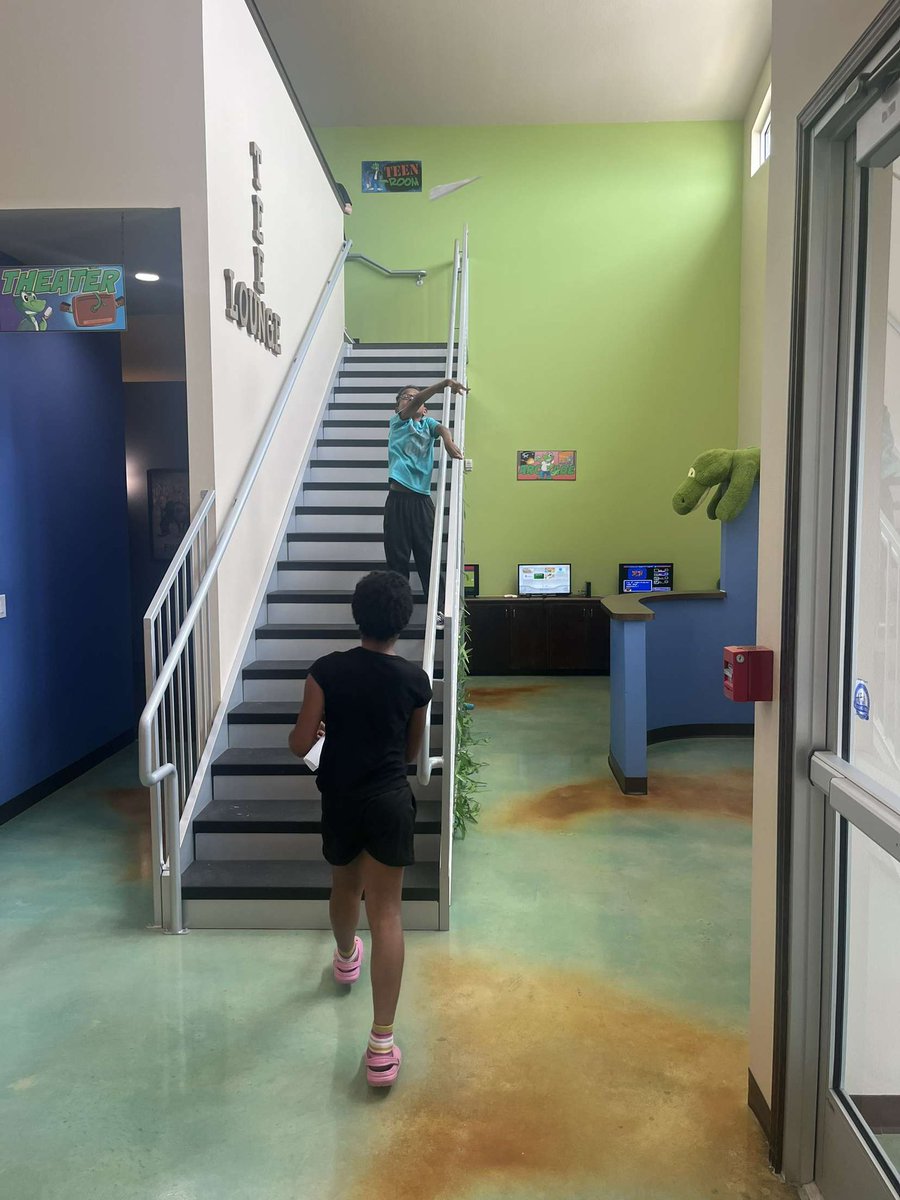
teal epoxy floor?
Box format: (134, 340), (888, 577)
(0, 678), (795, 1200)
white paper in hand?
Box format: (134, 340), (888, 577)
(304, 736), (324, 772)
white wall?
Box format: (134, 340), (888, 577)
(200, 0), (345, 682)
(0, 0), (214, 496)
(738, 58), (771, 449)
(749, 0), (888, 1108)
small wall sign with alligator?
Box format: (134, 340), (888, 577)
(224, 141), (283, 356)
(0, 265), (127, 332)
(361, 160), (423, 193)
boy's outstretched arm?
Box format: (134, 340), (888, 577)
(399, 378), (467, 418)
(437, 425), (464, 459)
(405, 704), (429, 763)
(288, 675), (325, 758)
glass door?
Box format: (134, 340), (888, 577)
(810, 147), (900, 1200)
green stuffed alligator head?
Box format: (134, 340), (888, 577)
(14, 290), (52, 332)
(672, 446), (760, 522)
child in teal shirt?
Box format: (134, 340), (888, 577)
(384, 379), (467, 615)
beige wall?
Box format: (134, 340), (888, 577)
(749, 0), (888, 1108)
(200, 0), (345, 682)
(738, 58), (771, 448)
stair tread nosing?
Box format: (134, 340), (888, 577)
(295, 504), (441, 514)
(277, 560), (425, 570)
(267, 588), (425, 601)
(182, 858), (439, 901)
(352, 341), (456, 349)
(213, 747), (442, 775)
(194, 796), (441, 833)
(334, 386), (454, 395)
(347, 354), (447, 362)
(286, 531), (447, 543)
(256, 623), (441, 638)
(302, 481), (442, 490)
(241, 658), (443, 680)
(229, 700), (442, 722)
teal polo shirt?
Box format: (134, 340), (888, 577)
(388, 414), (441, 495)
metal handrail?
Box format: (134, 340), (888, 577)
(142, 488), (217, 927)
(418, 232), (467, 786)
(145, 490), (216, 625)
(348, 252), (426, 287)
(139, 237), (352, 932)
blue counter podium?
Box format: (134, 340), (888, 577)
(602, 487), (759, 794)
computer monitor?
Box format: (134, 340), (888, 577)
(618, 563), (674, 594)
(518, 563), (572, 596)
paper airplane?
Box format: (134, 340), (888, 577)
(429, 176), (481, 201)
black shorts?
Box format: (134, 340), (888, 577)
(321, 784), (417, 868)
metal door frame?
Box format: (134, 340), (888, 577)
(776, 1), (900, 1186)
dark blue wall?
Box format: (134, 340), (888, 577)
(0, 320), (133, 809)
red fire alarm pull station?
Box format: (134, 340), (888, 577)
(724, 645), (773, 703)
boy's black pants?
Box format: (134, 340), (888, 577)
(383, 489), (444, 605)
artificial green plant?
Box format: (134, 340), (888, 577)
(454, 610), (486, 838)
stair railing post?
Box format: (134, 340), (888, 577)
(162, 765), (185, 934)
(419, 239), (462, 786)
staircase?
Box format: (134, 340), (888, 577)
(180, 343), (455, 930)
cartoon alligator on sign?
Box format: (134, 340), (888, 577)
(14, 290), (53, 332)
(672, 447), (760, 522)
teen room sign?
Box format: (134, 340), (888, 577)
(362, 161), (423, 193)
(0, 265), (127, 332)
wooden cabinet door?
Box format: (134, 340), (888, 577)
(466, 602), (511, 674)
(585, 604), (610, 673)
(548, 603), (590, 670)
(509, 602), (549, 671)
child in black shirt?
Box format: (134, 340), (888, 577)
(289, 571), (431, 1086)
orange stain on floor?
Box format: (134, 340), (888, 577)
(467, 684), (558, 710)
(490, 769), (753, 829)
(344, 953), (789, 1200)
(103, 787), (152, 882)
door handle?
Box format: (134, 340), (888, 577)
(810, 749), (900, 864)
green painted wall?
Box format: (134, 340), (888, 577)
(319, 123), (743, 597)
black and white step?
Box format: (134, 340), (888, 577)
(307, 461), (393, 484)
(254, 622), (442, 660)
(267, 589), (425, 623)
(227, 700), (444, 750)
(193, 795), (442, 862)
(211, 747), (442, 801)
(350, 341), (454, 356)
(301, 482), (447, 509)
(181, 859), (440, 929)
(341, 366), (444, 380)
(292, 506), (385, 534)
(275, 560), (396, 590)
(286, 531), (446, 563)
(240, 657), (444, 703)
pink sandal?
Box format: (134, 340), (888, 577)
(333, 936), (364, 985)
(366, 1044), (402, 1087)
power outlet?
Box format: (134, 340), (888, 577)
(0, 594), (6, 619)
(464, 458), (473, 473)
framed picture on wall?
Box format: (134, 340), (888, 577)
(516, 450), (577, 481)
(148, 469), (190, 562)
(464, 564), (479, 598)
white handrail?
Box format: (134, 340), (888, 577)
(139, 237), (351, 932)
(418, 240), (462, 785)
